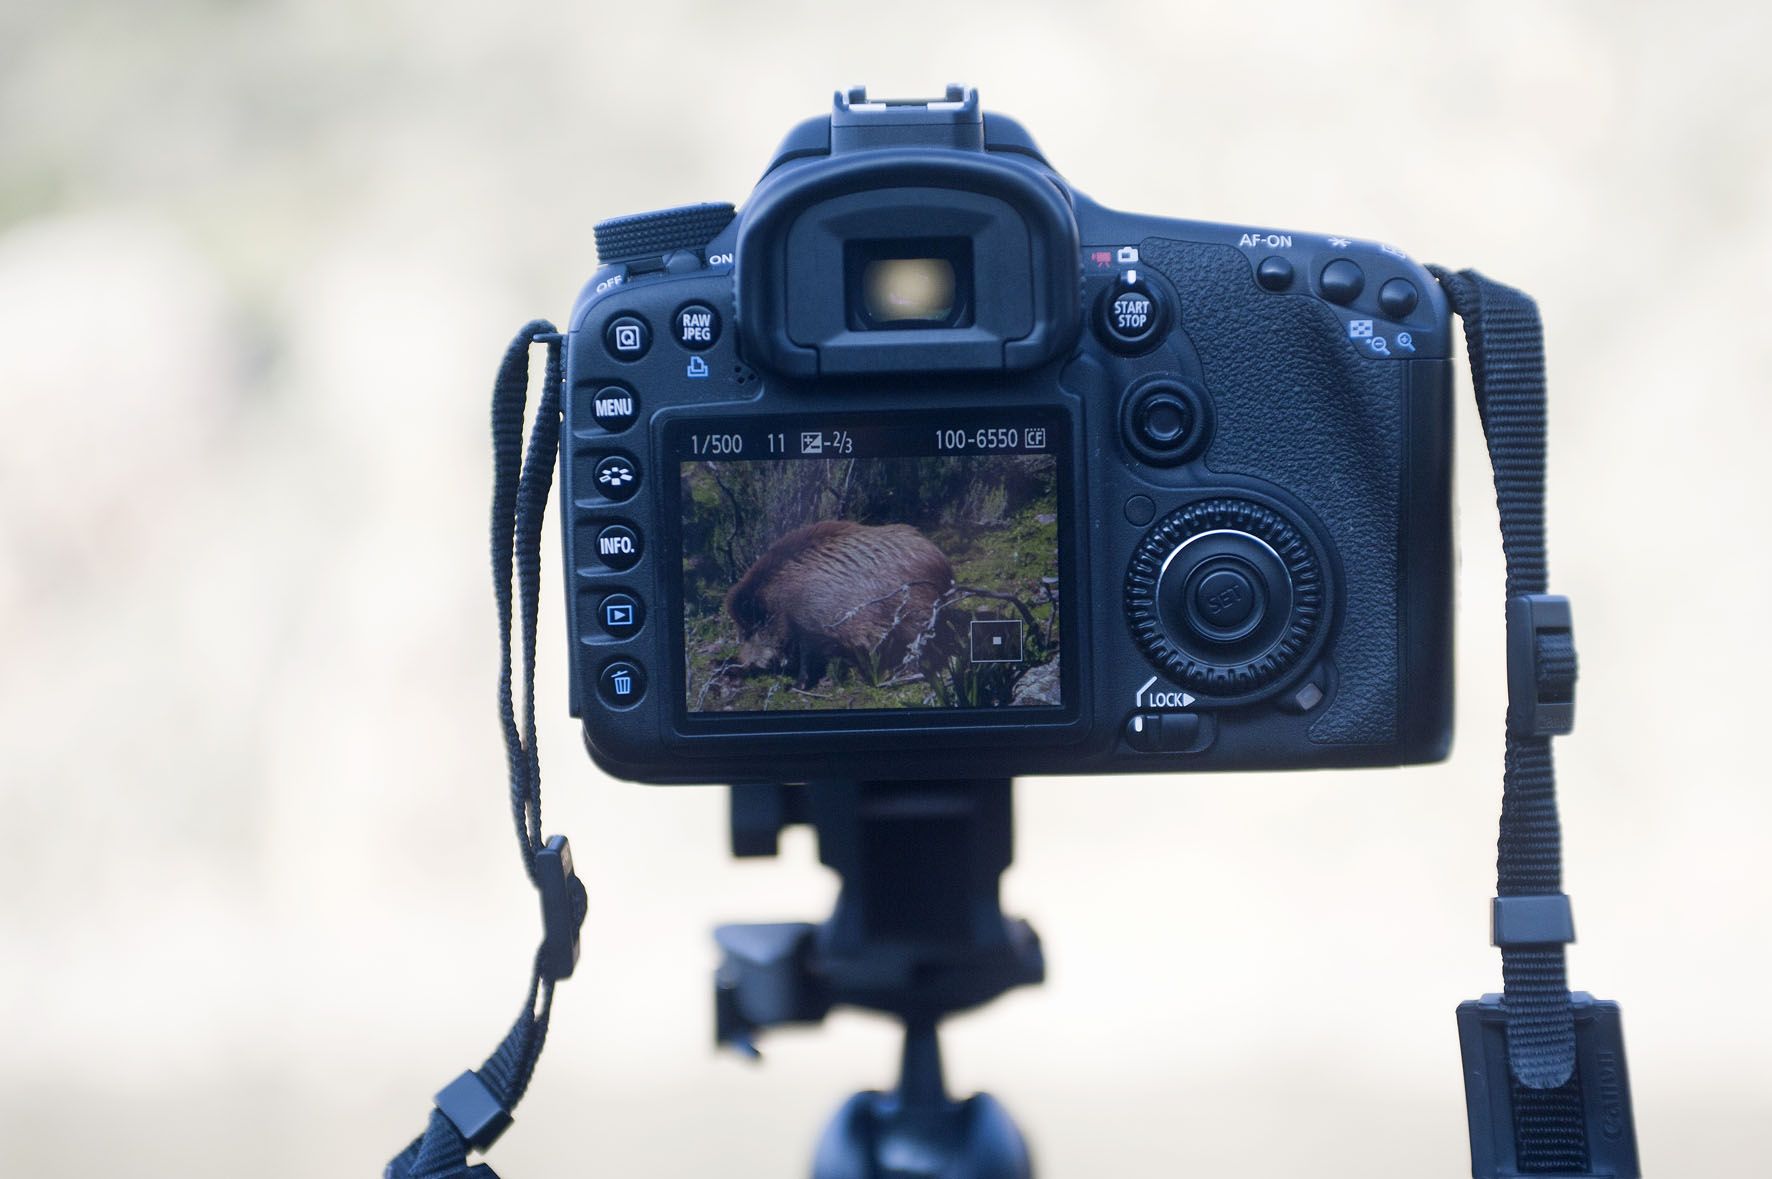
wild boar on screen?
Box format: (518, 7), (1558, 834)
(724, 521), (955, 689)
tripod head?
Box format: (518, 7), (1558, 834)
(716, 779), (1041, 1178)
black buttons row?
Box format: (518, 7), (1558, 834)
(602, 303), (722, 361)
(1253, 254), (1421, 320)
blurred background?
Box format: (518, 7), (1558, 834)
(3, 1), (1769, 1175)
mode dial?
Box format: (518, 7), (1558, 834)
(1125, 498), (1331, 704)
(593, 202), (737, 267)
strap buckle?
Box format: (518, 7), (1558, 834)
(1506, 594), (1578, 737)
(435, 1069), (513, 1152)
(1492, 893), (1576, 948)
(536, 834), (588, 981)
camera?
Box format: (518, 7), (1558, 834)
(561, 85), (1455, 784)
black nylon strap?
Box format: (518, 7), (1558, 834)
(1432, 268), (1588, 1169)
(386, 321), (569, 1179)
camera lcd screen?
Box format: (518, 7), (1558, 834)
(674, 414), (1064, 715)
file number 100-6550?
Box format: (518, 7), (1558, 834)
(935, 428), (1021, 452)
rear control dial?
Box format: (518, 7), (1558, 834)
(1125, 498), (1331, 703)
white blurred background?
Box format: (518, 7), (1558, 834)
(3, 2), (1769, 1175)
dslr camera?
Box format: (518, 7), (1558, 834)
(562, 85), (1454, 784)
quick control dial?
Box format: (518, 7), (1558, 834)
(1125, 498), (1331, 703)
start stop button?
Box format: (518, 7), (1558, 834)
(1097, 270), (1166, 353)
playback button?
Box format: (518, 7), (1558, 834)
(598, 592), (643, 639)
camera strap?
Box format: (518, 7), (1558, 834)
(1432, 267), (1639, 1177)
(385, 321), (585, 1179)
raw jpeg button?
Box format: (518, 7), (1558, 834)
(673, 303), (721, 350)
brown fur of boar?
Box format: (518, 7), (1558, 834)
(724, 521), (955, 689)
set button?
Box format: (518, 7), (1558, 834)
(604, 315), (651, 360)
(598, 659), (646, 708)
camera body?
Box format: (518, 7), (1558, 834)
(561, 86), (1455, 784)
